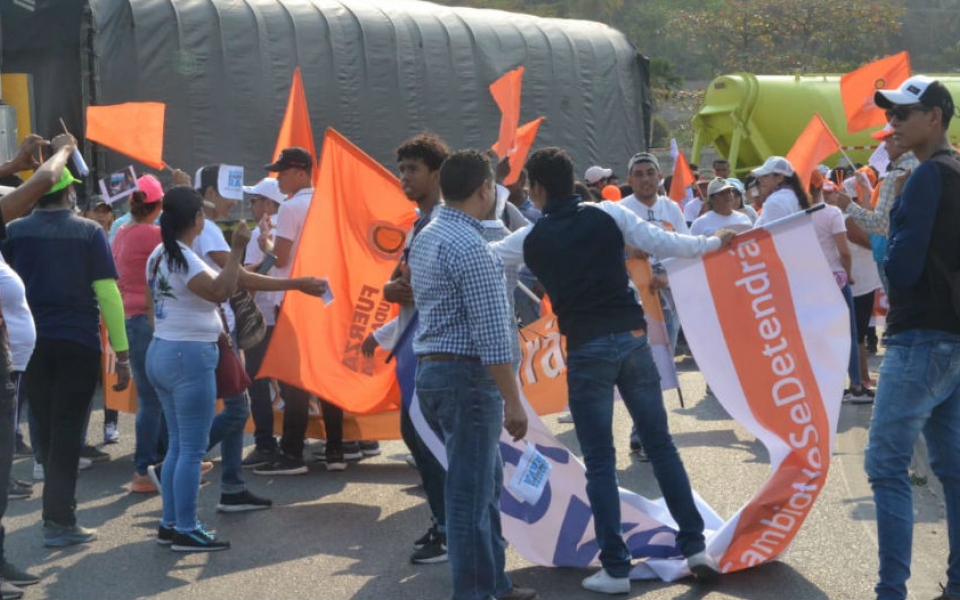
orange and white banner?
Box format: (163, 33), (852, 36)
(662, 213), (847, 576)
(626, 257), (679, 391)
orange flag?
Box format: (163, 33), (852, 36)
(668, 151), (696, 204)
(85, 102), (165, 170)
(786, 114), (842, 190)
(490, 66), (525, 159)
(258, 128), (416, 414)
(840, 52), (911, 133)
(504, 117), (544, 185)
(271, 67), (317, 173)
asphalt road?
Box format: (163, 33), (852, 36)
(5, 351), (948, 600)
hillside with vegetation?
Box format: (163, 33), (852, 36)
(434, 0), (960, 147)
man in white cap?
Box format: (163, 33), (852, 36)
(240, 177), (285, 468)
(584, 165), (613, 194)
(864, 74), (960, 600)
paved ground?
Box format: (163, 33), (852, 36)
(5, 349), (949, 600)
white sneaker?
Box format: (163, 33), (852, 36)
(687, 550), (719, 580)
(582, 569), (630, 594)
(558, 412), (574, 423)
(78, 457), (92, 471)
(33, 461), (44, 481)
(103, 422), (120, 444)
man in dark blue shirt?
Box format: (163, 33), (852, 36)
(866, 75), (960, 600)
(517, 147), (732, 594)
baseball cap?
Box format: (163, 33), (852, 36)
(48, 167), (81, 195)
(243, 177), (286, 203)
(86, 194), (111, 211)
(873, 75), (954, 113)
(137, 174), (164, 204)
(751, 156), (795, 178)
(706, 177), (735, 197)
(725, 177), (745, 195)
(627, 152), (660, 173)
(584, 166), (613, 184)
(194, 164), (243, 203)
(264, 147), (313, 172)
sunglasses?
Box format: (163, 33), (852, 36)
(884, 103), (930, 123)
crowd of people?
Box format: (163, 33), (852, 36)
(0, 74), (957, 600)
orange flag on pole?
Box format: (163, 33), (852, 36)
(490, 66), (525, 159)
(840, 52), (911, 133)
(85, 102), (165, 170)
(270, 67), (317, 173)
(258, 128), (416, 414)
(786, 114), (842, 190)
(504, 117), (544, 186)
(668, 151), (696, 204)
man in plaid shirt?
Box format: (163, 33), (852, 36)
(409, 150), (534, 600)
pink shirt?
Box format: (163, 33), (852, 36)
(112, 223), (162, 317)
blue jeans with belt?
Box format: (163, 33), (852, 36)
(416, 360), (511, 600)
(865, 329), (960, 600)
(566, 330), (705, 577)
(147, 338), (218, 532)
(128, 314), (164, 475)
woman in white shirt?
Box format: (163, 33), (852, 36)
(690, 178), (753, 236)
(145, 186), (250, 552)
(751, 156), (810, 228)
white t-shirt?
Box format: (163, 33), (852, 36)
(690, 210), (753, 236)
(810, 203), (847, 275)
(850, 240), (882, 297)
(147, 242), (222, 342)
(619, 194), (689, 234)
(245, 214), (280, 326)
(754, 187), (802, 228)
(682, 197), (703, 224)
(0, 255), (35, 371)
(271, 187), (313, 306)
(193, 218), (235, 330)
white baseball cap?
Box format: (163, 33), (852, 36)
(873, 75), (937, 109)
(751, 156), (795, 178)
(243, 177), (286, 203)
(584, 166), (613, 184)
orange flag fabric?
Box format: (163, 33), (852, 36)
(85, 102), (165, 170)
(840, 52), (911, 133)
(258, 128), (416, 415)
(490, 66), (525, 159)
(504, 117), (544, 186)
(668, 151), (696, 204)
(786, 114), (842, 190)
(271, 68), (317, 173)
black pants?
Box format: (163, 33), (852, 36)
(244, 325), (278, 452)
(278, 381), (343, 459)
(25, 338), (101, 525)
(854, 291), (876, 345)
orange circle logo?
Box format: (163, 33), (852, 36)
(367, 222), (407, 259)
(874, 78), (886, 89)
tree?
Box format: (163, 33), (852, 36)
(670, 0), (905, 75)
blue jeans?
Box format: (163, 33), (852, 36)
(129, 315), (164, 475)
(207, 329), (248, 494)
(147, 338), (218, 532)
(416, 361), (511, 600)
(865, 329), (960, 600)
(566, 331), (705, 577)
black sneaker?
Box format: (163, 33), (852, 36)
(413, 525), (439, 549)
(7, 480), (30, 500)
(849, 387), (876, 405)
(0, 580), (23, 600)
(217, 489), (273, 512)
(358, 440), (382, 457)
(410, 531), (447, 564)
(42, 522), (97, 547)
(322, 450), (347, 472)
(342, 441), (363, 461)
(170, 525), (230, 552)
(0, 561), (39, 586)
(241, 447), (277, 469)
(253, 455), (307, 476)
(157, 524), (175, 546)
(80, 445), (110, 463)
